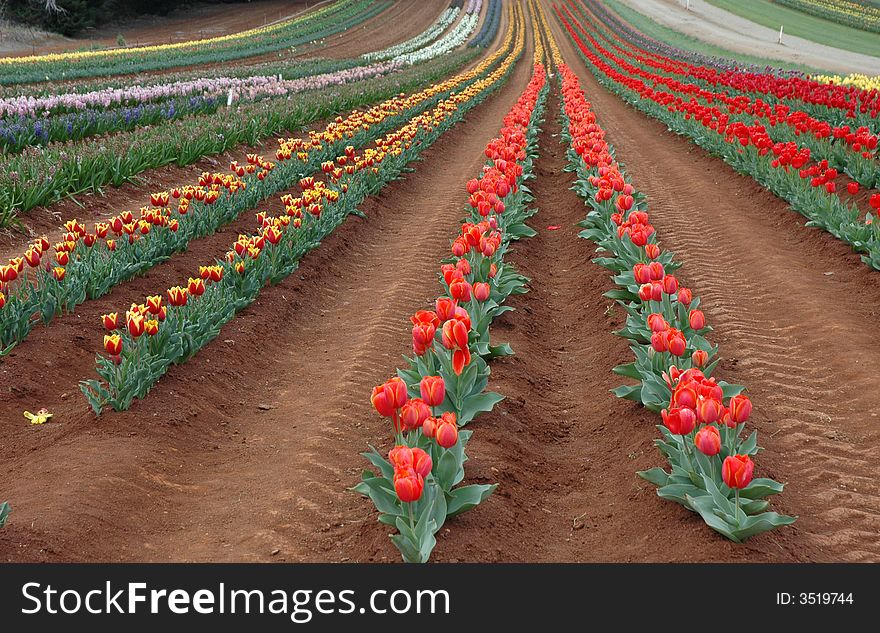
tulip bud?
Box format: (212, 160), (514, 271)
(384, 377), (409, 409)
(126, 311), (145, 338)
(645, 243), (661, 259)
(696, 396), (722, 424)
(689, 309), (706, 330)
(646, 313), (668, 333)
(647, 262), (664, 280)
(420, 375), (445, 407)
(393, 470), (424, 503)
(633, 263), (651, 284)
(474, 282), (491, 302)
(399, 398), (431, 431)
(102, 312), (119, 330)
(661, 406), (696, 435)
(638, 284), (654, 302)
(722, 454), (754, 489)
(662, 274), (679, 295)
(435, 297), (457, 322)
(678, 288), (692, 306)
(667, 331), (687, 357)
(692, 349), (709, 367)
(651, 330), (668, 353)
(728, 395), (752, 423)
(53, 266), (66, 282)
(694, 425), (721, 456)
(371, 384), (395, 418)
(145, 320), (159, 336)
(187, 277), (206, 297)
(103, 334), (122, 356)
(435, 412), (459, 449)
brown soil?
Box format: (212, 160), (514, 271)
(2, 3), (878, 564)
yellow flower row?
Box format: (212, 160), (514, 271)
(812, 72), (880, 91)
(530, 0), (564, 68)
(0, 0), (340, 66)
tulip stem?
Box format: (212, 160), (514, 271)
(735, 488), (740, 518)
(408, 502), (415, 531)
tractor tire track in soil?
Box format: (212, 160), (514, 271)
(0, 20), (534, 562)
(543, 0), (880, 562)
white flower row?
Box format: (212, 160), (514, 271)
(362, 7), (460, 62)
(391, 10), (480, 66)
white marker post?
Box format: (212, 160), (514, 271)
(778, 25), (784, 44)
(227, 89), (234, 108)
(686, 0), (690, 10)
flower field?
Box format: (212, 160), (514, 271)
(1, 0), (879, 565)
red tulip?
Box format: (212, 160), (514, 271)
(411, 447), (432, 478)
(103, 334), (122, 356)
(689, 309), (706, 330)
(52, 266), (66, 282)
(146, 295), (162, 315)
(678, 288), (692, 306)
(187, 277), (206, 297)
(662, 275), (679, 295)
(638, 284), (654, 302)
(145, 319), (159, 337)
(647, 313), (668, 333)
(645, 244), (661, 259)
(435, 297), (457, 322)
(371, 384), (395, 418)
(696, 396), (722, 424)
(633, 263), (651, 284)
(24, 248), (40, 268)
(102, 312), (119, 330)
(728, 395), (752, 423)
(662, 406), (696, 435)
(420, 375), (445, 407)
(473, 282), (490, 302)
(264, 226), (282, 245)
(647, 262), (664, 280)
(422, 416), (437, 439)
(0, 264), (17, 283)
(399, 398), (431, 431)
(412, 323), (436, 356)
(651, 330), (668, 353)
(126, 311), (145, 338)
(449, 278), (472, 302)
(442, 319), (469, 351)
(722, 454), (754, 489)
(666, 330), (687, 357)
(694, 425), (721, 456)
(435, 412), (459, 449)
(847, 182), (859, 195)
(452, 347), (471, 375)
(393, 470), (424, 503)
(692, 349), (708, 367)
(167, 286), (188, 307)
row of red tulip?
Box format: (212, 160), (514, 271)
(556, 5), (880, 271)
(558, 60), (796, 542)
(81, 3), (529, 414)
(560, 2), (879, 190)
(355, 57), (548, 563)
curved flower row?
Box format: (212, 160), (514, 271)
(363, 5), (461, 62)
(569, 0), (879, 130)
(0, 31), (513, 355)
(0, 61), (404, 153)
(564, 1), (879, 187)
(357, 57), (548, 564)
(80, 3), (524, 415)
(469, 0), (502, 48)
(0, 0), (387, 85)
(556, 4), (880, 271)
(558, 62), (795, 542)
(392, 1), (482, 66)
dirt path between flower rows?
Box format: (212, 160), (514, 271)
(543, 0), (880, 562)
(0, 9), (529, 562)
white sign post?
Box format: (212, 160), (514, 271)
(778, 25), (784, 44)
